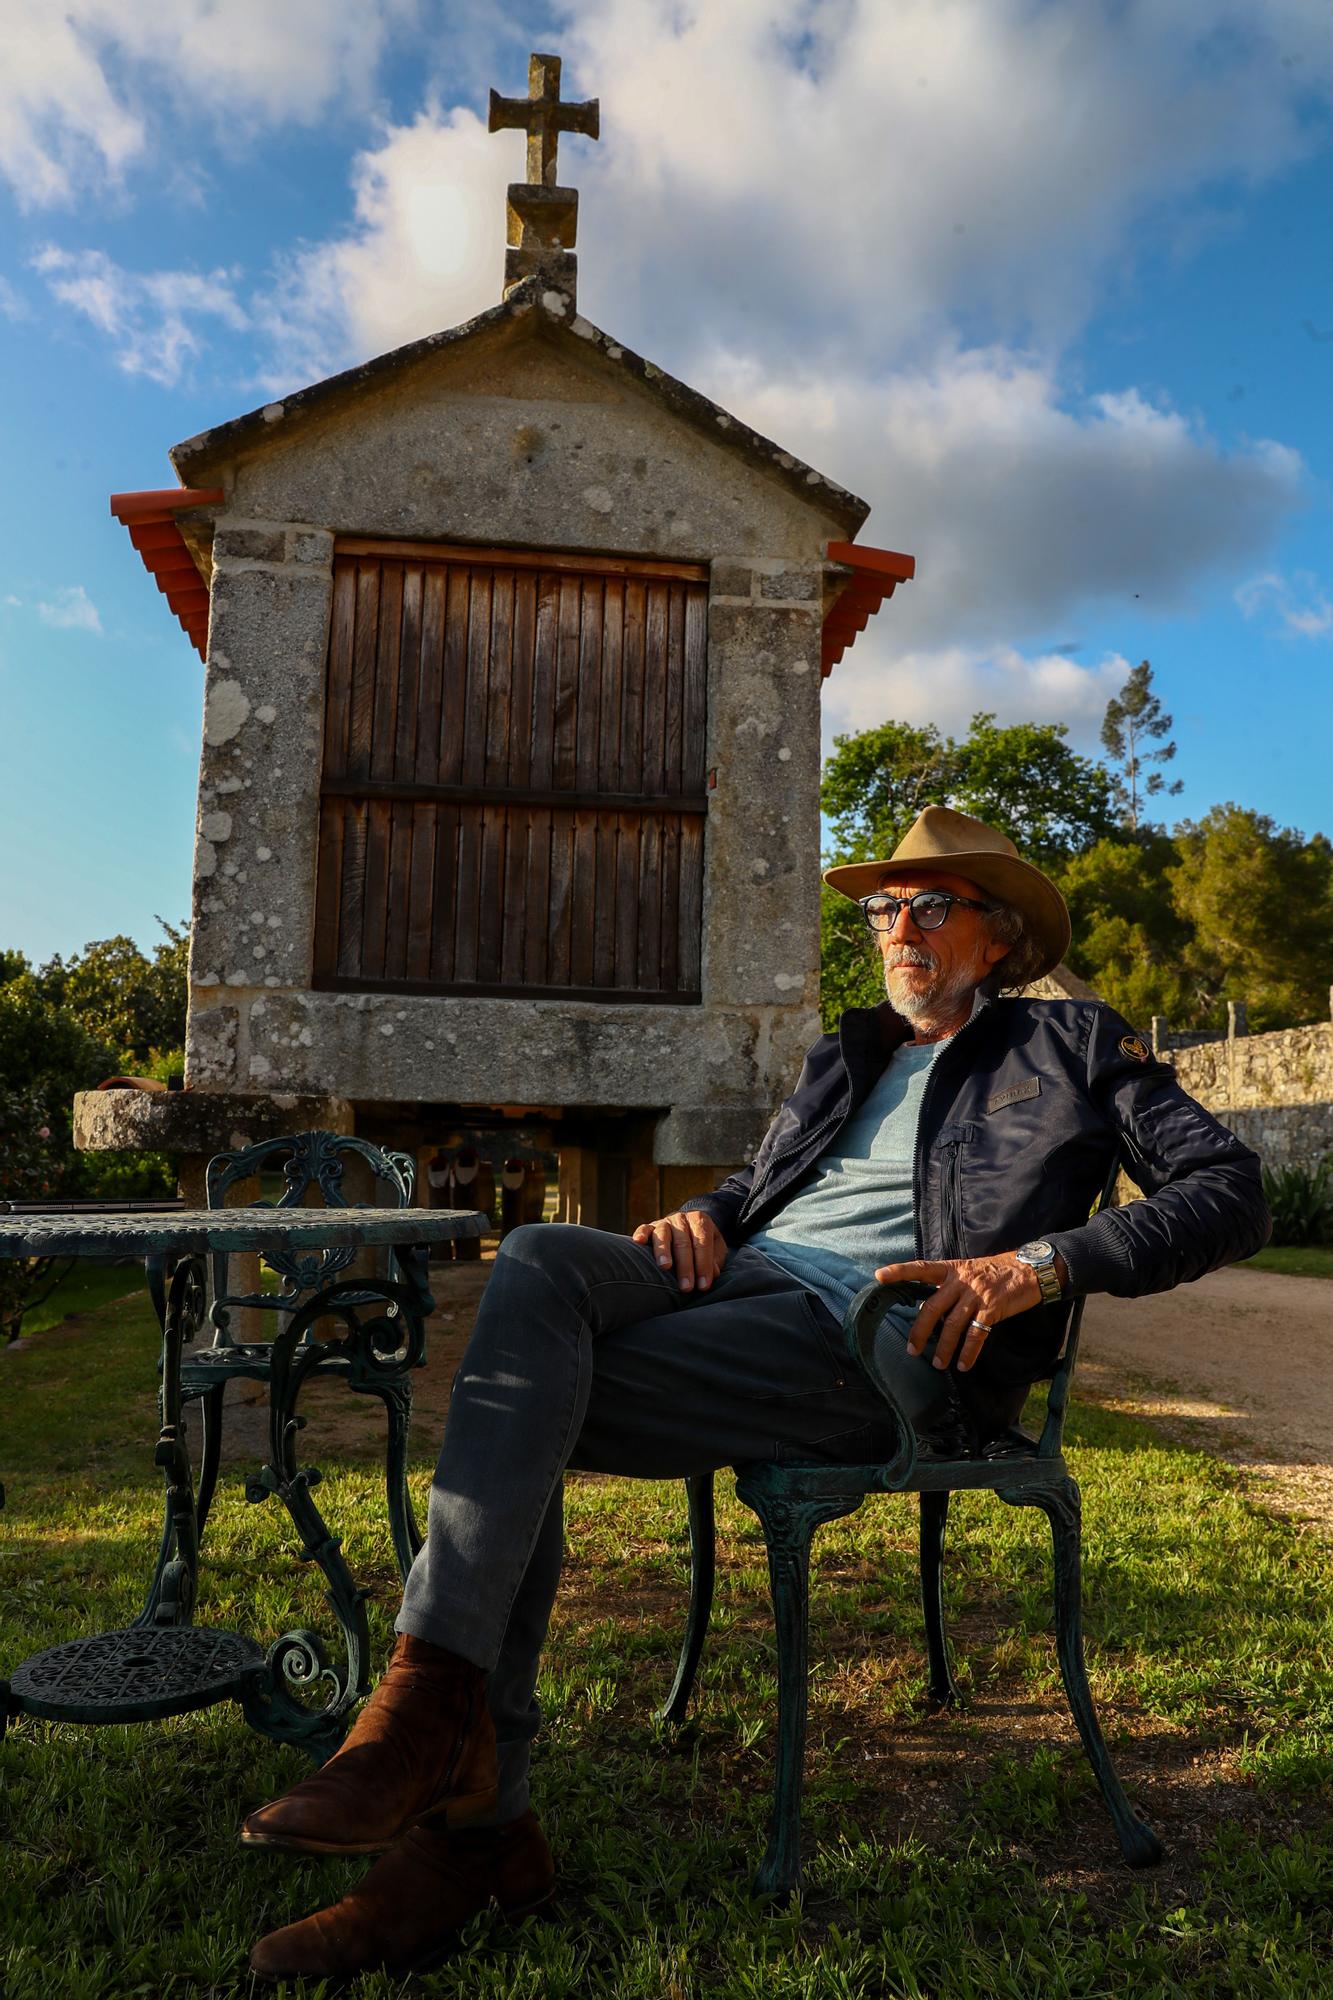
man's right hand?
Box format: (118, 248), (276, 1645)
(630, 1210), (729, 1292)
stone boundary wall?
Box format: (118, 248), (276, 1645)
(1164, 995), (1333, 1171)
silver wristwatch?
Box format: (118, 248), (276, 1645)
(1015, 1239), (1064, 1305)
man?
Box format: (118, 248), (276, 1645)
(243, 805), (1269, 1980)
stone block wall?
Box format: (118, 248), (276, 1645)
(1165, 997), (1333, 1171)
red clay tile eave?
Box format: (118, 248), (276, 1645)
(822, 539), (916, 678)
(109, 488), (224, 660)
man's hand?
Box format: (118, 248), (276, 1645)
(631, 1210), (729, 1292)
(874, 1251), (1056, 1373)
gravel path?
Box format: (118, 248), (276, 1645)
(1078, 1266), (1333, 1535)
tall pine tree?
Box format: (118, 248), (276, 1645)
(1100, 659), (1183, 832)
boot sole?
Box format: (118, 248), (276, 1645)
(239, 1784), (500, 1856)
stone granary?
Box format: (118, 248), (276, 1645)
(77, 53), (916, 1230)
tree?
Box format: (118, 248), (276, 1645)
(820, 720), (955, 862)
(1055, 834), (1197, 1025)
(36, 921), (188, 1068)
(0, 919), (190, 1216)
(948, 713), (1121, 871)
(1167, 806), (1333, 1031)
(821, 713), (1119, 875)
(1100, 660), (1183, 833)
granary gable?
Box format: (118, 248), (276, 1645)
(167, 276), (870, 567)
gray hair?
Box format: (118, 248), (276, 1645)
(985, 899), (1046, 989)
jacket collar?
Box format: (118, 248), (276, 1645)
(840, 973), (1001, 1067)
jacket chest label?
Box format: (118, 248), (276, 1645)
(987, 1076), (1041, 1113)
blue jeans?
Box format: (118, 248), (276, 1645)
(396, 1224), (1009, 1822)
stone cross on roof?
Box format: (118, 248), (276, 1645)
(489, 52), (600, 304)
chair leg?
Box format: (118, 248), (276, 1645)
(194, 1382), (227, 1544)
(919, 1491), (958, 1706)
(375, 1381), (422, 1584)
(736, 1471), (862, 1900)
(656, 1474), (716, 1725)
(1005, 1477), (1164, 1868)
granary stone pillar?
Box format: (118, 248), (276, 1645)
(185, 520), (335, 1088)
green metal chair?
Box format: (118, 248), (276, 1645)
(145, 1131), (428, 1626)
(658, 1159), (1164, 1896)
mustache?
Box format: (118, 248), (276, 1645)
(883, 946), (938, 972)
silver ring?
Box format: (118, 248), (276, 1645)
(968, 1319), (991, 1334)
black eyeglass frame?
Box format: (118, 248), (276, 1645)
(858, 889), (998, 934)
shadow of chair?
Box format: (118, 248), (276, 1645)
(144, 1131), (429, 1623)
(658, 1160), (1164, 1896)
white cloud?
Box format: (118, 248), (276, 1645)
(31, 247), (248, 385)
(820, 642), (1133, 756)
(706, 346), (1304, 650)
(34, 586), (102, 633)
(255, 103), (511, 389)
(1236, 569), (1333, 638)
(561, 0), (1333, 364)
(0, 0), (415, 208)
(0, 276), (30, 320)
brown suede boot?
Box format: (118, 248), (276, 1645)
(247, 1809), (555, 1981)
(240, 1634), (498, 1855)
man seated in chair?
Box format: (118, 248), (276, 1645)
(243, 805), (1269, 1981)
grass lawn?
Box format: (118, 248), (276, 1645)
(1, 1287), (1329, 1998)
(1243, 1244), (1333, 1281)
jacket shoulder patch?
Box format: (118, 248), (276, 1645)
(1119, 1033), (1152, 1063)
(987, 1076), (1041, 1112)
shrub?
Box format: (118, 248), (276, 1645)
(1260, 1158), (1333, 1247)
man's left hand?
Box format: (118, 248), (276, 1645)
(873, 1253), (1050, 1374)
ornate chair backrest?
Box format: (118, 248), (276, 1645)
(204, 1130), (416, 1343)
(852, 1147), (1123, 1489)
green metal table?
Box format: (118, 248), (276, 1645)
(0, 1204), (484, 1760)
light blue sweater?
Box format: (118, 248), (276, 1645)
(748, 1038), (945, 1325)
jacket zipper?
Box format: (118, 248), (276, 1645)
(940, 1139), (964, 1258)
(911, 1004), (989, 1257)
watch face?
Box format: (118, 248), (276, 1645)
(1025, 1241), (1054, 1259)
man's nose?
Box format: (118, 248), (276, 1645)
(887, 902), (920, 940)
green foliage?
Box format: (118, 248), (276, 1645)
(0, 921), (188, 1206)
(1100, 658), (1183, 832)
(1168, 806), (1333, 1031)
(821, 713), (1119, 873)
(0, 1087), (65, 1337)
(35, 921), (188, 1067)
(818, 885), (884, 1030)
(1055, 833), (1197, 1023)
(1260, 1159), (1333, 1248)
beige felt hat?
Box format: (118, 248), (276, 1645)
(823, 804), (1071, 981)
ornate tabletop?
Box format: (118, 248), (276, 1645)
(0, 1205), (486, 1259)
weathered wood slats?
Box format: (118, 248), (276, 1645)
(314, 545), (708, 1001)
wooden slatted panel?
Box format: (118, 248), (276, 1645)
(314, 547), (708, 1002)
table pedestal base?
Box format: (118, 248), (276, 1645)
(7, 1625), (265, 1724)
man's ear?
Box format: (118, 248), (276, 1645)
(982, 935), (1012, 971)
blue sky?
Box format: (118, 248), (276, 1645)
(2, 0), (1331, 966)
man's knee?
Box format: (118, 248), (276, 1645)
(495, 1222), (598, 1282)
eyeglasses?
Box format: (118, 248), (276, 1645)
(859, 890), (997, 934)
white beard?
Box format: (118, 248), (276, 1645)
(883, 948), (980, 1024)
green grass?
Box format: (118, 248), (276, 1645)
(1, 1288), (1330, 1998)
(1243, 1244), (1333, 1281)
(13, 1261), (147, 1341)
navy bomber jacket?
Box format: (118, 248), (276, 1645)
(681, 984), (1271, 1387)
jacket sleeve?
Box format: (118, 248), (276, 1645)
(1045, 1006), (1271, 1297)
